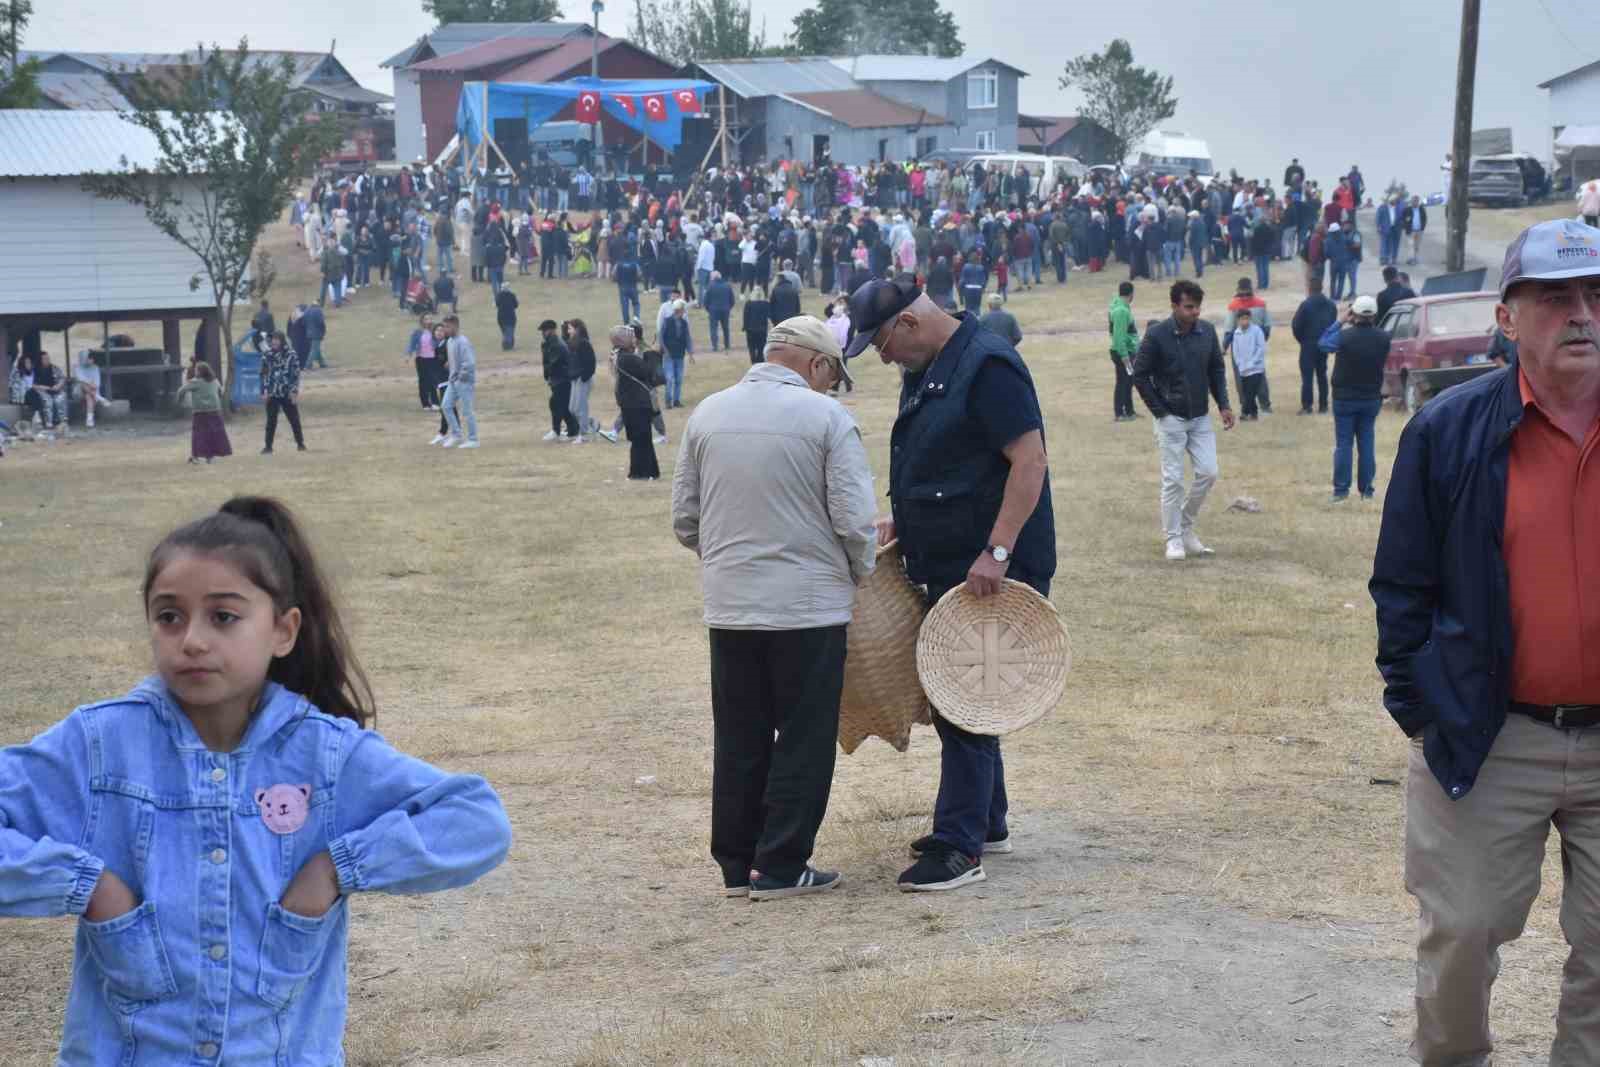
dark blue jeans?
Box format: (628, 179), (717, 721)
(928, 573), (1050, 859)
(1332, 396), (1381, 497)
(1254, 254), (1271, 290)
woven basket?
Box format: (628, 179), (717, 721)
(915, 580), (1071, 736)
(838, 542), (932, 754)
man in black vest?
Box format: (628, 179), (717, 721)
(844, 278), (1055, 893)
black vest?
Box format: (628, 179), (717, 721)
(889, 315), (1055, 595)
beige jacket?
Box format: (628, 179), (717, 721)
(672, 363), (877, 630)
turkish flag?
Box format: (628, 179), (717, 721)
(642, 93), (668, 122)
(673, 88), (701, 114)
(611, 94), (638, 118)
(575, 90), (601, 124)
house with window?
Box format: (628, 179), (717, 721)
(1017, 114), (1119, 164)
(686, 53), (1025, 165)
(1537, 59), (1600, 183)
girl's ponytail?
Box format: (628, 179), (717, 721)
(144, 496), (375, 728)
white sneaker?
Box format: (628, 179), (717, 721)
(1182, 532), (1214, 556)
(653, 433), (668, 445)
(459, 440), (479, 449)
(85, 413), (94, 427)
(441, 435), (460, 448)
(430, 433), (447, 445)
(542, 430), (560, 441)
(568, 434), (588, 444)
(598, 429), (619, 443)
(1165, 538), (1187, 561)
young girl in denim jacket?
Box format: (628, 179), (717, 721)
(0, 496), (512, 1065)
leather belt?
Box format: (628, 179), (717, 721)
(1511, 702), (1600, 729)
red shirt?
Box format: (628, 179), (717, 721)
(1505, 368), (1600, 703)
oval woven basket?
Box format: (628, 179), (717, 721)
(838, 542), (932, 754)
(915, 580), (1071, 736)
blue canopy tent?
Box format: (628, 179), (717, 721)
(455, 77), (715, 174)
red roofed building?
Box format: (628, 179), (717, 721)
(382, 23), (676, 165)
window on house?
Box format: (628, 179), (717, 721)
(975, 129), (996, 151)
(967, 69), (998, 110)
(916, 135), (937, 157)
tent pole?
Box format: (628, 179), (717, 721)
(479, 81), (490, 175)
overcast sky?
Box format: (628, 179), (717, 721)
(30, 0), (1599, 191)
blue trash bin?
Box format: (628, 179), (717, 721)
(230, 333), (262, 409)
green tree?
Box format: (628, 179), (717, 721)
(628, 0), (767, 66)
(787, 0), (960, 58)
(0, 0), (42, 108)
(83, 41), (344, 405)
(422, 0), (562, 24)
(1058, 39), (1177, 167)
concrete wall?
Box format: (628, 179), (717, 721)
(393, 69), (425, 163)
(1550, 68), (1600, 139)
(0, 180), (215, 316)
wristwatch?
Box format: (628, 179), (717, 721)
(987, 544), (1010, 564)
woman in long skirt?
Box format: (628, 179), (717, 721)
(174, 363), (232, 464)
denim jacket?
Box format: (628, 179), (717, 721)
(0, 678), (512, 1066)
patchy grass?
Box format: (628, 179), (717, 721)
(0, 205), (1571, 1064)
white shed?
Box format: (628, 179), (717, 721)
(1538, 60), (1600, 182)
(0, 110), (221, 402)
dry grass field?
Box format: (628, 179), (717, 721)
(0, 205), (1573, 1066)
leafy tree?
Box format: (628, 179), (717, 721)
(787, 0), (960, 58)
(83, 42), (344, 405)
(0, 0), (41, 108)
(1057, 39), (1177, 167)
(422, 0), (562, 23)
(628, 0), (768, 66)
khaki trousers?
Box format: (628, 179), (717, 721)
(1405, 714), (1600, 1066)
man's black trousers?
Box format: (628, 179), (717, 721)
(709, 625), (845, 887)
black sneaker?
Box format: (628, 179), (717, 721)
(260, 447), (272, 455)
(722, 879), (750, 899)
(909, 833), (1011, 857)
(748, 865), (842, 901)
(898, 848), (985, 893)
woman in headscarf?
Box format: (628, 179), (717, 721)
(611, 324), (662, 480)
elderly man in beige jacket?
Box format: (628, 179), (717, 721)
(672, 315), (878, 902)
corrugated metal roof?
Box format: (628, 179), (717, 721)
(830, 54), (1028, 82)
(787, 90), (948, 130)
(382, 22), (591, 68)
(36, 71), (134, 111)
(693, 57), (857, 99)
(307, 81), (392, 105)
(408, 37), (561, 75)
(495, 37), (624, 83)
(0, 110), (186, 176)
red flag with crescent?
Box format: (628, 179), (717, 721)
(642, 93), (668, 122)
(611, 94), (637, 118)
(575, 90), (601, 124)
(673, 88), (701, 114)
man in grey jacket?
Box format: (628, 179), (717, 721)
(672, 315), (877, 902)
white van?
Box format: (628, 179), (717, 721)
(971, 153), (1087, 200)
(1130, 131), (1214, 181)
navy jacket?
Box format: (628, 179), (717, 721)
(889, 314), (1055, 595)
(1370, 365), (1523, 799)
(1291, 294), (1338, 357)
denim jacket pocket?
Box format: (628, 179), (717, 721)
(82, 900), (180, 1007)
(257, 900), (342, 1010)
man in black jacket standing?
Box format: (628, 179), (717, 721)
(768, 275), (801, 325)
(1375, 265), (1416, 322)
(1133, 280), (1236, 561)
(1324, 294), (1389, 501)
(494, 284), (518, 350)
(1291, 276), (1338, 414)
(539, 319), (578, 441)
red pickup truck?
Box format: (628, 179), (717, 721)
(1380, 292), (1503, 412)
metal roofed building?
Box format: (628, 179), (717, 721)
(0, 110), (223, 400)
(687, 53), (1026, 165)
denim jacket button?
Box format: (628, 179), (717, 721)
(210, 848), (226, 865)
(209, 943), (226, 961)
(210, 766), (226, 782)
(198, 1042), (218, 1058)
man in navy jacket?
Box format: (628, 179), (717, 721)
(1371, 219), (1600, 1065)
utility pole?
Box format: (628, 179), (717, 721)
(590, 0), (604, 169)
(1446, 0), (1480, 273)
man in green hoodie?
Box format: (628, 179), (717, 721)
(1109, 281), (1139, 420)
